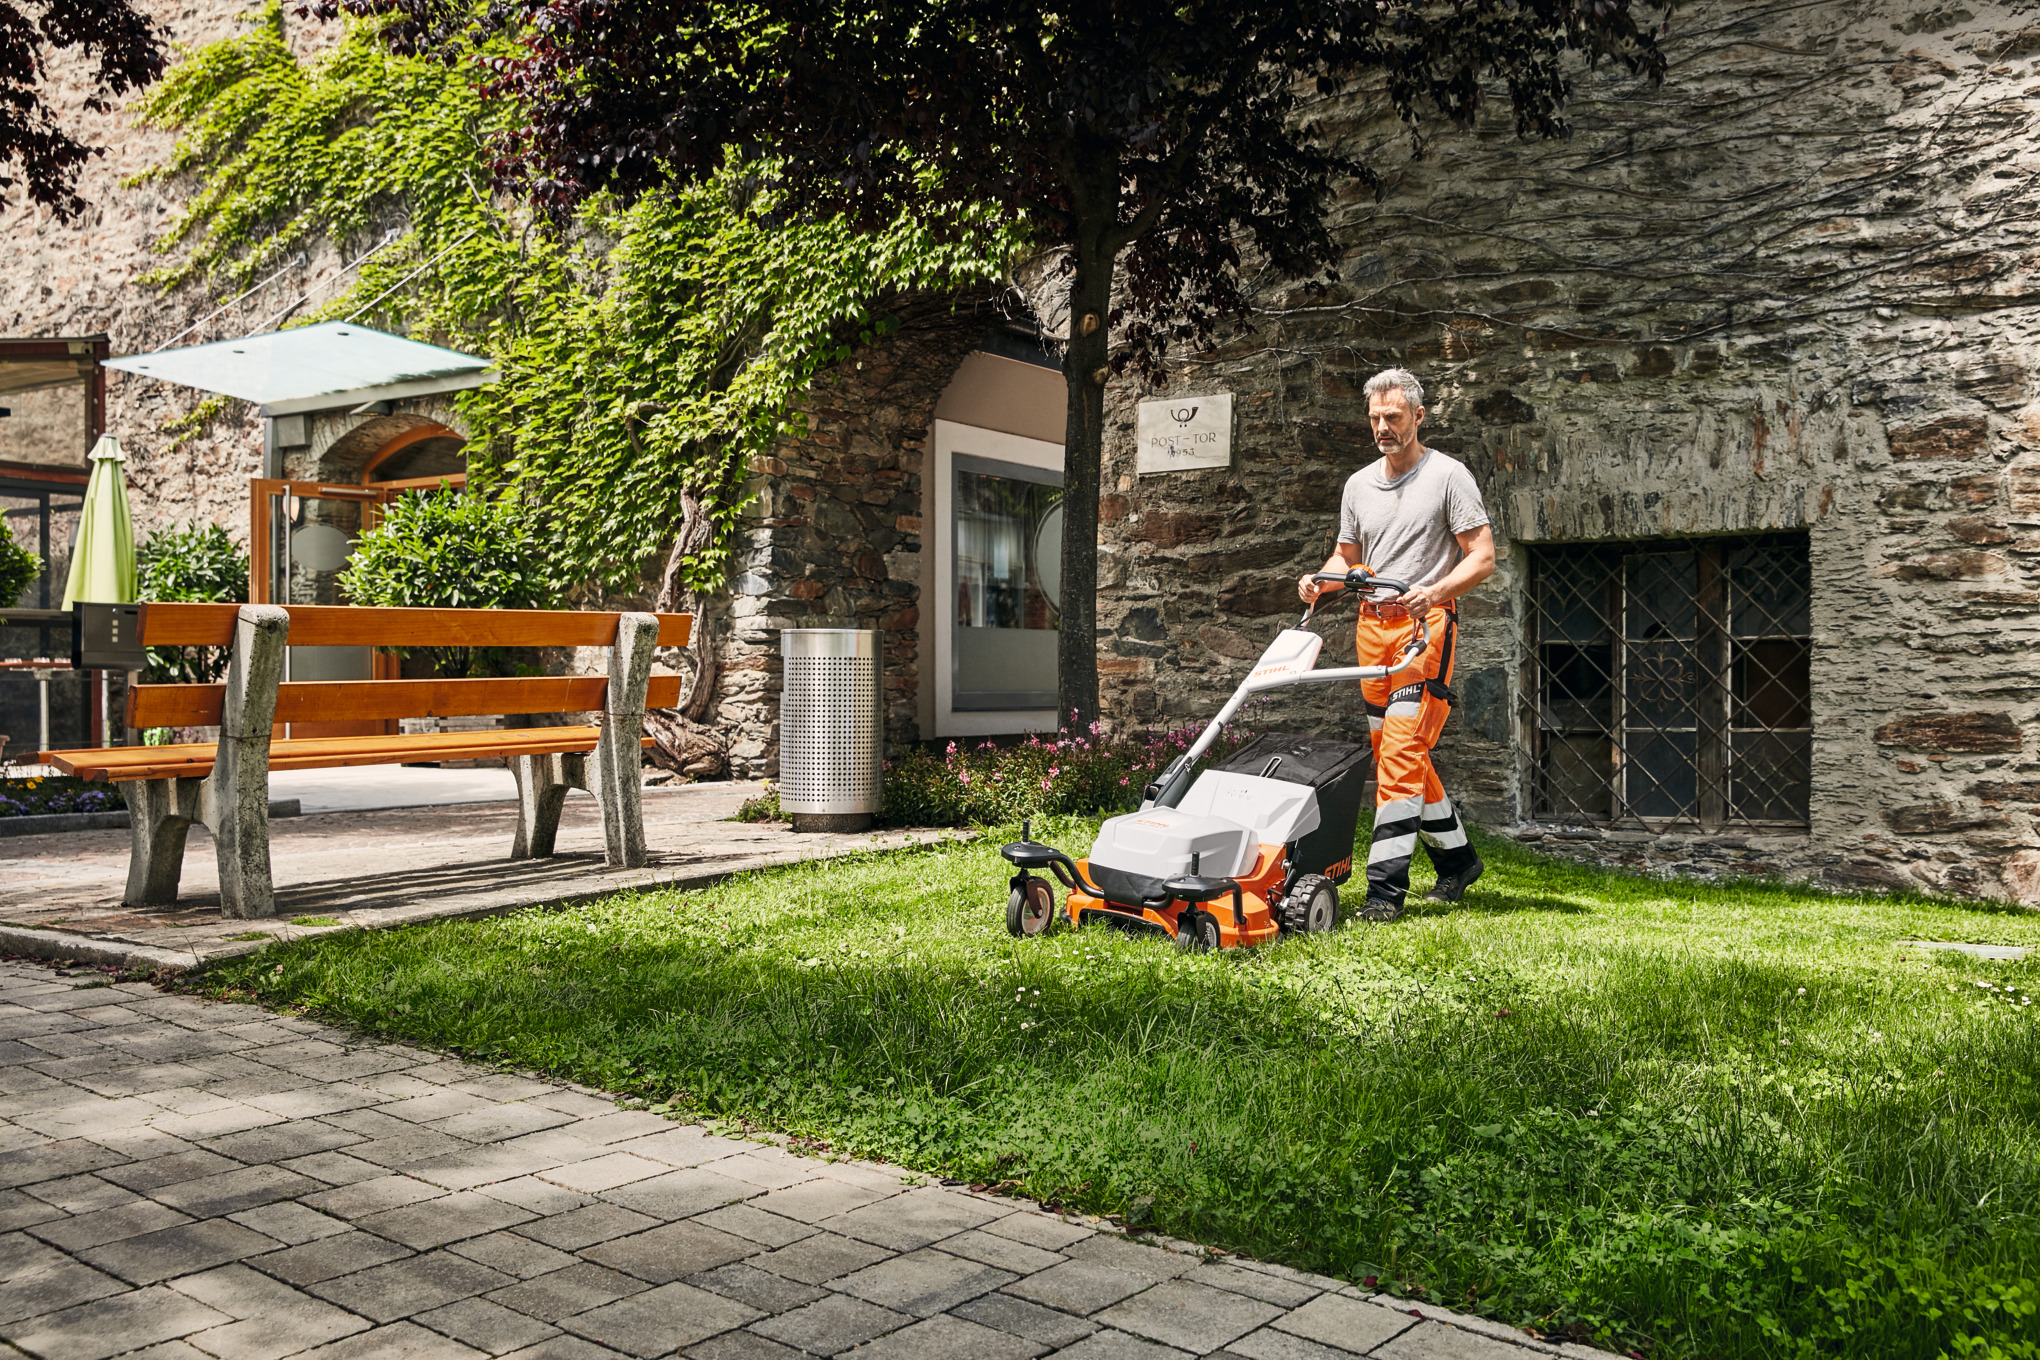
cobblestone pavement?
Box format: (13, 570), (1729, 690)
(0, 959), (1591, 1360)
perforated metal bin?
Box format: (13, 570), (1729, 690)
(779, 628), (883, 832)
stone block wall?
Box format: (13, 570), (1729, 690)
(1090, 0), (2040, 901)
(716, 293), (1004, 776)
(2, 0), (350, 551)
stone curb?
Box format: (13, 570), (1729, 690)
(0, 798), (300, 838)
(0, 926), (201, 972)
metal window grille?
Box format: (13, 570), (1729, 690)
(1523, 532), (1811, 831)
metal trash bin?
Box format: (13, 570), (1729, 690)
(780, 628), (883, 832)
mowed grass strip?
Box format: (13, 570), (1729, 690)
(187, 819), (2040, 1358)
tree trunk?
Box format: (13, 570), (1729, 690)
(1058, 235), (1112, 731)
(643, 485), (727, 776)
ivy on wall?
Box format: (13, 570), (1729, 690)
(134, 3), (1020, 599)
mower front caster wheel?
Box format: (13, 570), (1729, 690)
(1282, 874), (1339, 935)
(1175, 910), (1222, 953)
(1007, 877), (1061, 938)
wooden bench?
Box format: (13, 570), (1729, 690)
(39, 602), (691, 920)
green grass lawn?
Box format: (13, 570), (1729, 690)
(186, 820), (2040, 1358)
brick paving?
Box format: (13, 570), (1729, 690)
(0, 958), (1598, 1360)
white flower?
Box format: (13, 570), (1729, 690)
(1797, 987), (1806, 995)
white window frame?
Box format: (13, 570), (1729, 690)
(932, 418), (1064, 737)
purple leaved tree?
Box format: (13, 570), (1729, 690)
(307, 0), (1671, 727)
(1, 0), (163, 216)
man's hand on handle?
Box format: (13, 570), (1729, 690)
(1300, 544), (1365, 603)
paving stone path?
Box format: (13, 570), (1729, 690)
(0, 958), (1593, 1360)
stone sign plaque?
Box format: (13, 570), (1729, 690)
(1136, 392), (1233, 474)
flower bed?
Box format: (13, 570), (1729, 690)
(0, 775), (123, 818)
(881, 721), (1254, 826)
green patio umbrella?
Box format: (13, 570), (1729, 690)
(61, 435), (137, 609)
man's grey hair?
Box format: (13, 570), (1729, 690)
(1364, 367), (1425, 411)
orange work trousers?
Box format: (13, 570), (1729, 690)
(1356, 605), (1476, 906)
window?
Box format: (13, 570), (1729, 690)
(951, 454), (1062, 712)
(1525, 533), (1811, 830)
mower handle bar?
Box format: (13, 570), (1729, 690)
(1142, 572), (1433, 810)
(1300, 568), (1409, 626)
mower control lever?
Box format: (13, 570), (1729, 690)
(1308, 569), (1411, 598)
(1302, 569), (1411, 627)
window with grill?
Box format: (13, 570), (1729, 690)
(1525, 533), (1811, 830)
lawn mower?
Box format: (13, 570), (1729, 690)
(1001, 566), (1429, 950)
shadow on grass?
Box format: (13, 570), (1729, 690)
(1413, 892), (1593, 918)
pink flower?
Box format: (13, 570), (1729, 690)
(958, 770), (971, 786)
(1048, 765), (1059, 778)
(1119, 777), (1129, 786)
(946, 741), (957, 757)
(1040, 777), (1052, 792)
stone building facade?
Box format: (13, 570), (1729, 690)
(1084, 0), (2040, 900)
(8, 0), (2040, 903)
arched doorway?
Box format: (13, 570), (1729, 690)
(362, 423), (467, 487)
(248, 420), (471, 736)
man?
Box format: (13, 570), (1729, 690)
(1298, 367), (1496, 921)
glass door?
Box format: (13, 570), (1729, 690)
(249, 477), (388, 738)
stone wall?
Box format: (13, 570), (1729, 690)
(1, 1), (352, 550)
(718, 293), (1006, 776)
(1090, 0), (2040, 901)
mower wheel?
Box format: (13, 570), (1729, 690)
(1175, 909), (1222, 953)
(1006, 877), (1060, 938)
(1282, 874), (1339, 935)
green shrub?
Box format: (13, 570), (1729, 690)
(136, 523), (248, 685)
(0, 522), (39, 609)
(338, 486), (550, 676)
(881, 722), (1254, 827)
(733, 783), (782, 823)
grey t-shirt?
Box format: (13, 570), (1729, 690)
(1336, 449), (1490, 591)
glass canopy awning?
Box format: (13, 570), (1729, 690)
(103, 322), (495, 416)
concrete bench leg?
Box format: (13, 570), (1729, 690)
(198, 605), (290, 920)
(120, 777), (204, 906)
(593, 611), (659, 869)
(510, 752), (587, 859)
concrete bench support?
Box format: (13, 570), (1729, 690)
(508, 751), (587, 860)
(120, 605), (290, 919)
(593, 611), (659, 869)
(508, 611), (657, 868)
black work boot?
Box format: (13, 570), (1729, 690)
(1355, 898), (1406, 922)
(1422, 851), (1485, 904)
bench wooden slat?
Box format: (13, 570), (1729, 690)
(129, 674), (687, 729)
(43, 727), (660, 782)
(137, 603), (691, 649)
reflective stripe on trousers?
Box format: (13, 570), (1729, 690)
(1358, 606), (1477, 906)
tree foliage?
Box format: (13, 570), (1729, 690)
(324, 0), (1672, 724)
(337, 485), (545, 674)
(0, 521), (38, 609)
(137, 4), (1015, 601)
(135, 521), (247, 683)
(0, 0), (163, 216)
